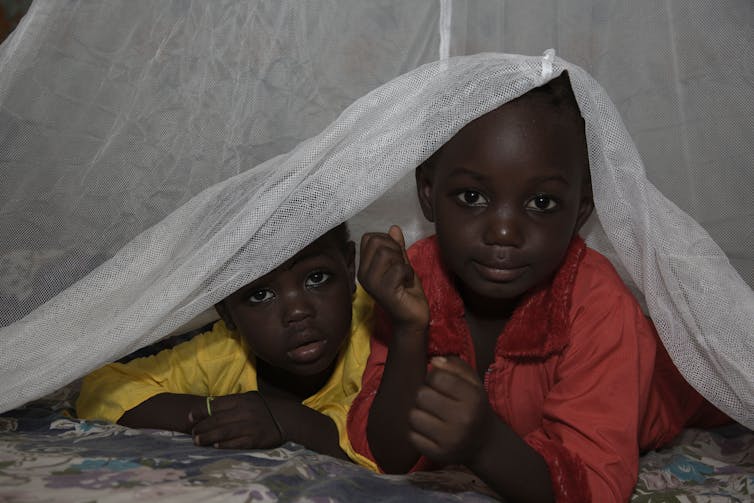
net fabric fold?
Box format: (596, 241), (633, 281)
(1, 48), (753, 430)
(0, 0), (443, 327)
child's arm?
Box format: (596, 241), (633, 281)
(76, 325), (251, 431)
(188, 392), (348, 459)
(357, 225), (430, 473)
(118, 393), (204, 433)
(413, 356), (555, 502)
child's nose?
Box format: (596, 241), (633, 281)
(482, 209), (523, 247)
(281, 290), (315, 324)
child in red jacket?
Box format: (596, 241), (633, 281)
(349, 72), (730, 502)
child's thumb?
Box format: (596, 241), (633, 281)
(388, 225), (406, 250)
(430, 356), (479, 386)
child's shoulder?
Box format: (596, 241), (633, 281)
(565, 246), (659, 361)
(405, 234), (440, 276)
(352, 283), (375, 320)
(406, 234), (436, 252)
(193, 319), (245, 351)
(579, 246), (623, 276)
(573, 246), (643, 313)
(147, 320), (245, 364)
(348, 284), (375, 350)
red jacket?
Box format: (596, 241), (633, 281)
(348, 235), (728, 502)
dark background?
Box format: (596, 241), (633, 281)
(0, 0), (31, 43)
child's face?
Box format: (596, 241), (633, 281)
(416, 93), (593, 306)
(217, 234), (356, 377)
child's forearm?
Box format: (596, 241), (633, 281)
(467, 419), (555, 503)
(264, 397), (348, 460)
(367, 324), (428, 473)
(118, 393), (205, 434)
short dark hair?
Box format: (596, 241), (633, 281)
(527, 71), (590, 187)
(321, 222), (351, 252)
(526, 71), (581, 114)
(421, 71), (590, 186)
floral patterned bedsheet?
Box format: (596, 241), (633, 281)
(633, 424), (754, 502)
(1, 385), (753, 502)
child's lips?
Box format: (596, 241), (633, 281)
(287, 339), (327, 363)
(473, 260), (528, 282)
(286, 328), (327, 363)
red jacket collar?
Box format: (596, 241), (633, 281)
(406, 235), (586, 362)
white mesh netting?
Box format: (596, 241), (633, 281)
(1, 1), (753, 429)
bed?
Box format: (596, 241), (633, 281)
(2, 381), (752, 502)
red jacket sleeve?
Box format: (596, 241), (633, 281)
(346, 308), (435, 473)
(519, 255), (659, 502)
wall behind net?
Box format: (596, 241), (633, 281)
(0, 0), (443, 326)
(1, 1), (751, 331)
(447, 0), (753, 289)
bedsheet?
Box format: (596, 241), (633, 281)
(1, 384), (753, 502)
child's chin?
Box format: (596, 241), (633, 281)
(462, 276), (529, 303)
(287, 354), (338, 377)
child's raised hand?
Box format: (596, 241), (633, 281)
(408, 356), (496, 466)
(358, 225), (429, 330)
(188, 392), (284, 449)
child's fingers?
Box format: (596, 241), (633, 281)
(414, 382), (454, 419)
(420, 363), (480, 405)
(359, 233), (412, 286)
(190, 399), (244, 435)
(192, 416), (248, 446)
(358, 232), (378, 265)
(194, 418), (280, 450)
(362, 232), (404, 256)
(408, 406), (446, 443)
(408, 429), (444, 460)
(206, 395), (238, 414)
(190, 414), (222, 437)
(188, 406), (208, 425)
(380, 260), (414, 291)
(189, 396), (220, 424)
(375, 231), (415, 286)
(191, 393), (285, 448)
(361, 227), (409, 268)
(429, 356), (480, 387)
(412, 381), (475, 436)
(408, 408), (456, 463)
(188, 394), (236, 425)
(359, 232), (401, 270)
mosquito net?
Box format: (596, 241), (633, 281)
(1, 1), (753, 431)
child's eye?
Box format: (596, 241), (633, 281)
(456, 190), (488, 207)
(306, 271), (332, 288)
(249, 288), (275, 304)
(526, 194), (558, 211)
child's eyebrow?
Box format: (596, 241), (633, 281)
(234, 253), (331, 293)
(283, 249), (338, 271)
(446, 168), (571, 188)
(529, 174), (571, 186)
(286, 252), (323, 269)
(446, 167), (488, 181)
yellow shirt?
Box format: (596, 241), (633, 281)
(76, 286), (376, 470)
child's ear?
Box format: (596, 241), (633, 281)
(214, 300), (236, 331)
(345, 240), (356, 293)
(415, 164), (436, 222)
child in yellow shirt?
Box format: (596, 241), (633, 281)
(77, 223), (375, 468)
